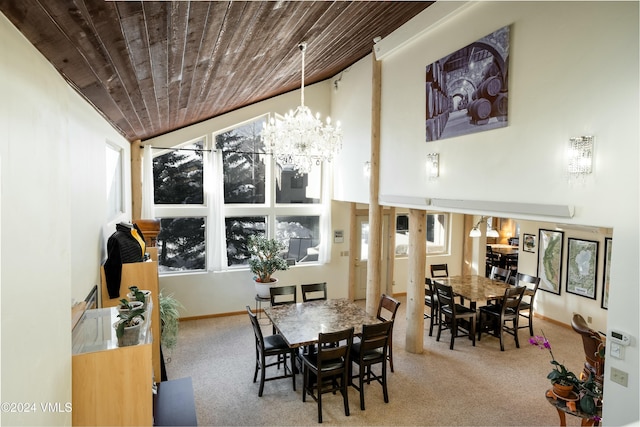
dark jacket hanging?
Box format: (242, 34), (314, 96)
(104, 222), (146, 299)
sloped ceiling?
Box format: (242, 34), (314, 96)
(1, 1), (433, 142)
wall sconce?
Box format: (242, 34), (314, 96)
(426, 153), (439, 179)
(363, 161), (371, 177)
(567, 136), (594, 178)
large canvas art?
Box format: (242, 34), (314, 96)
(425, 25), (510, 142)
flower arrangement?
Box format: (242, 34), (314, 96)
(529, 332), (579, 387)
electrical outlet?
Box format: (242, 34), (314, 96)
(610, 367), (629, 387)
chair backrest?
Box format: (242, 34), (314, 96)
(489, 266), (511, 283)
(301, 282), (327, 302)
(376, 294), (401, 323)
(270, 285), (297, 306)
(425, 278), (435, 298)
(514, 273), (540, 290)
(246, 306), (264, 348)
(500, 286), (525, 316)
(433, 281), (455, 311)
(571, 314), (605, 376)
(357, 321), (393, 360)
(317, 327), (354, 369)
(430, 264), (449, 278)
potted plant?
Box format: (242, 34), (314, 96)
(127, 285), (151, 307)
(247, 234), (289, 298)
(530, 332), (579, 397)
(117, 298), (144, 314)
(159, 290), (184, 350)
(114, 300), (146, 347)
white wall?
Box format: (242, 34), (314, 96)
(0, 13), (131, 425)
(367, 2), (638, 425)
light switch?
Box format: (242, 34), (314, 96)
(610, 342), (624, 360)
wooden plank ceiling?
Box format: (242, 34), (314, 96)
(1, 1), (433, 142)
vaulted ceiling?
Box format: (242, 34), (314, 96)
(1, 1), (434, 142)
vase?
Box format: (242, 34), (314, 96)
(254, 277), (278, 299)
(552, 382), (575, 398)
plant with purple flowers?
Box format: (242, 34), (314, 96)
(529, 331), (579, 387)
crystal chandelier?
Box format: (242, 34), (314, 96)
(261, 42), (342, 174)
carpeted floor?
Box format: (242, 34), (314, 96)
(165, 296), (589, 426)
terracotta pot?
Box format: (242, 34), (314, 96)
(254, 277), (278, 298)
(552, 382), (575, 398)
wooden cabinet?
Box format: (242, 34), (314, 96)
(72, 307), (153, 426)
(72, 258), (161, 426)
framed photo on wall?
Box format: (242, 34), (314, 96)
(537, 229), (564, 295)
(566, 238), (599, 299)
(523, 233), (536, 253)
(601, 238), (612, 309)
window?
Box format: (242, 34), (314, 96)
(152, 140), (207, 273)
(151, 116), (327, 275)
(395, 213), (450, 256)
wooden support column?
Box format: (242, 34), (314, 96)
(406, 208), (426, 354)
(131, 140), (143, 221)
(366, 54), (382, 315)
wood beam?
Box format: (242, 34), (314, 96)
(406, 208), (426, 354)
(366, 54), (382, 315)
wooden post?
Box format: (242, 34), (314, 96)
(131, 140), (142, 221)
(366, 54), (382, 315)
(406, 208), (426, 354)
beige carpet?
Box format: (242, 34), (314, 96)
(165, 297), (589, 426)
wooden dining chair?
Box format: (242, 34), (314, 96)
(302, 327), (354, 423)
(269, 285), (297, 306)
(477, 286), (525, 351)
(433, 281), (476, 350)
(350, 321), (393, 410)
(424, 278), (439, 336)
(376, 294), (401, 372)
(301, 282), (328, 302)
(571, 313), (605, 388)
(513, 273), (541, 336)
(430, 263), (449, 278)
(246, 306), (296, 397)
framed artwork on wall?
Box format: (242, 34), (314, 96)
(601, 238), (612, 309)
(523, 233), (536, 253)
(425, 25), (510, 142)
(537, 229), (564, 295)
(566, 238), (599, 299)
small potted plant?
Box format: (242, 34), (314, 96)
(247, 234), (289, 298)
(114, 300), (146, 347)
(127, 285), (151, 308)
(159, 290), (184, 350)
(117, 298), (144, 315)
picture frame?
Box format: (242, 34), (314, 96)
(523, 233), (536, 253)
(566, 238), (599, 299)
(601, 238), (612, 309)
(537, 229), (564, 295)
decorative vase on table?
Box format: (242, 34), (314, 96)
(254, 277), (278, 299)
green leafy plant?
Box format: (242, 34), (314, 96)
(128, 285), (148, 307)
(529, 331), (579, 387)
(576, 372), (603, 415)
(159, 290), (184, 349)
(247, 234), (289, 283)
(115, 299), (146, 339)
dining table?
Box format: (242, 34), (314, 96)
(264, 298), (380, 348)
(434, 275), (512, 310)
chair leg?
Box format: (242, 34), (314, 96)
(259, 355), (266, 396)
(382, 359), (389, 403)
(358, 367), (365, 410)
(289, 351), (297, 391)
(514, 319), (520, 349)
(528, 309), (534, 336)
(470, 316), (476, 347)
(449, 319), (456, 350)
(388, 330), (394, 372)
(342, 374), (350, 417)
(317, 379), (323, 423)
(499, 320), (505, 352)
(302, 365), (308, 402)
